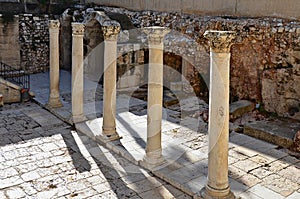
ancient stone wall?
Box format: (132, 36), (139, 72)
(0, 15), (20, 68)
(19, 14), (50, 73)
(6, 4), (294, 117)
(86, 0), (300, 19)
(99, 7), (300, 117)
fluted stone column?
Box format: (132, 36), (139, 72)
(143, 27), (170, 167)
(201, 31), (236, 199)
(101, 23), (121, 141)
(71, 23), (86, 123)
(47, 20), (63, 108)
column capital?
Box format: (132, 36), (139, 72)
(143, 26), (170, 46)
(102, 21), (121, 41)
(49, 20), (60, 29)
(72, 23), (85, 36)
(204, 31), (236, 53)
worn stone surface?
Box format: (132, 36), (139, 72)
(244, 119), (300, 148)
(0, 102), (189, 199)
(261, 174), (299, 197)
(0, 17), (20, 68)
(0, 79), (21, 103)
(230, 100), (255, 120)
(28, 70), (300, 199)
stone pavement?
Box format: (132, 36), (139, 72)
(0, 102), (191, 198)
(28, 71), (300, 198)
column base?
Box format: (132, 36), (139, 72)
(141, 149), (165, 170)
(102, 127), (122, 141)
(72, 114), (87, 124)
(200, 185), (236, 199)
(46, 97), (63, 108)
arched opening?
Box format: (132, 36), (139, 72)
(84, 19), (104, 83)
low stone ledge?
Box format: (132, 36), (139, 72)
(244, 119), (300, 148)
(230, 100), (255, 120)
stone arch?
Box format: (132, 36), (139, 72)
(82, 11), (121, 83)
(162, 32), (210, 101)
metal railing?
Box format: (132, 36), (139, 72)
(0, 62), (30, 90)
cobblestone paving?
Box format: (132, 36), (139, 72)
(0, 102), (191, 199)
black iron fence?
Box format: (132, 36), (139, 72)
(0, 62), (30, 90)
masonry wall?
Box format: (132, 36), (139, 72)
(86, 0), (300, 19)
(0, 16), (21, 68)
(97, 7), (300, 118)
(0, 14), (50, 72)
(1, 5), (299, 118)
(19, 14), (50, 73)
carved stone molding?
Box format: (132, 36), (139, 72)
(49, 20), (60, 29)
(102, 21), (121, 41)
(143, 26), (170, 46)
(204, 31), (236, 53)
(72, 23), (85, 36)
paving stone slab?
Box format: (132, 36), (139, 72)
(248, 184), (285, 199)
(261, 174), (299, 197)
(286, 191), (300, 199)
(244, 119), (300, 148)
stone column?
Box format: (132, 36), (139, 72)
(143, 27), (170, 167)
(71, 23), (86, 123)
(101, 23), (121, 141)
(47, 20), (63, 108)
(201, 31), (236, 199)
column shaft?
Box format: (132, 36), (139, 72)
(201, 31), (236, 199)
(146, 47), (163, 156)
(71, 23), (85, 123)
(103, 40), (117, 136)
(48, 20), (62, 108)
(143, 27), (170, 167)
(207, 52), (230, 189)
(102, 24), (121, 141)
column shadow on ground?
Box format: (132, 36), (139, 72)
(78, 133), (186, 198)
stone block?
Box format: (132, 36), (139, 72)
(0, 79), (21, 103)
(230, 100), (255, 120)
(261, 174), (299, 197)
(248, 184), (284, 199)
(244, 119), (300, 148)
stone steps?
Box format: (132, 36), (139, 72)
(244, 118), (300, 148)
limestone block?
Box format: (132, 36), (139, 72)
(229, 100), (255, 120)
(262, 66), (300, 117)
(0, 79), (21, 103)
(244, 119), (300, 148)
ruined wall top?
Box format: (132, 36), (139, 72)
(85, 0), (300, 19)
